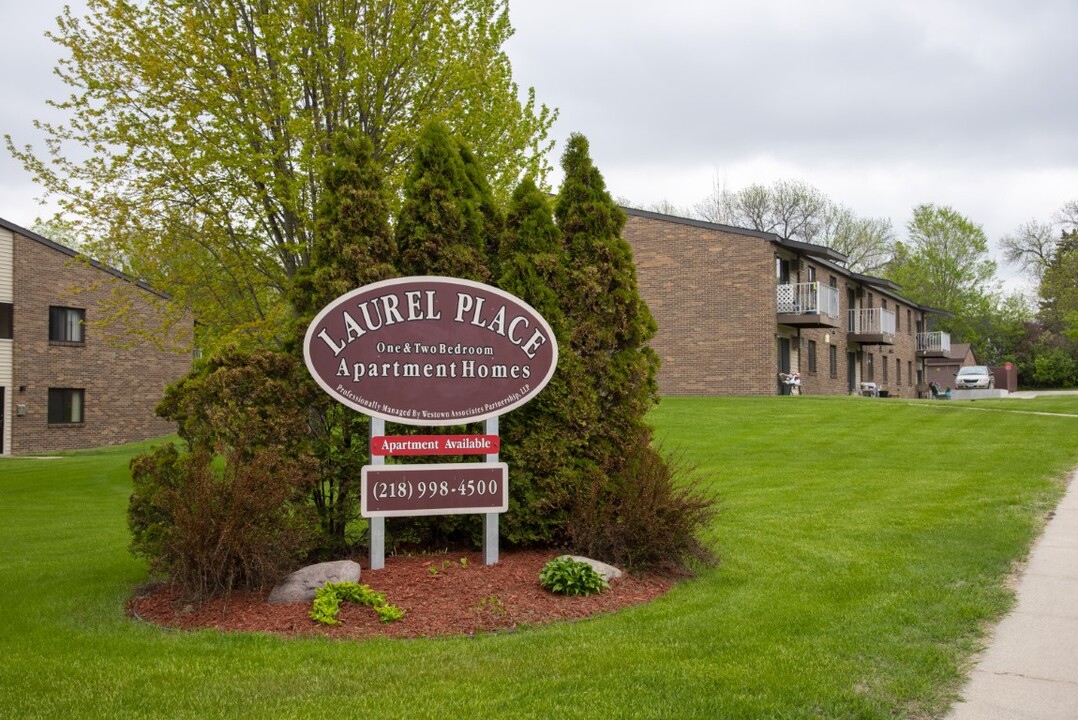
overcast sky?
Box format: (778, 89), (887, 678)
(3, 1), (1077, 292)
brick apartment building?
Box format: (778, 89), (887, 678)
(0, 218), (193, 455)
(622, 208), (951, 397)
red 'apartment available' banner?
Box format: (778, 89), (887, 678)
(370, 435), (500, 456)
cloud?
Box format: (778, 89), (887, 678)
(506, 0), (1078, 293)
(3, 0), (1075, 294)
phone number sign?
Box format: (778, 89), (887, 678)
(361, 463), (508, 518)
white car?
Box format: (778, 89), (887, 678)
(955, 365), (994, 389)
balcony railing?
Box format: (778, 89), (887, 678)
(776, 282), (840, 318)
(848, 307), (896, 337)
(916, 331), (951, 356)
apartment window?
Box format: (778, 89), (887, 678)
(829, 344), (837, 378)
(0, 302), (12, 340)
(808, 266), (817, 283)
(867, 353), (875, 381)
(48, 388), (84, 424)
(908, 361), (914, 386)
(807, 340), (818, 374)
(896, 359), (902, 386)
(895, 307), (900, 331)
(49, 306), (85, 343)
(907, 309), (913, 334)
(882, 356), (889, 383)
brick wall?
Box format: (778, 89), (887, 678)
(10, 231), (193, 454)
(623, 214), (777, 395)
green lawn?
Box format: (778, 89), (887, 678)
(2, 396), (1077, 719)
(931, 394), (1078, 416)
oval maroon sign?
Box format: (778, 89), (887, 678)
(304, 276), (559, 426)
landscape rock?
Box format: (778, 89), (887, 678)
(561, 555), (623, 582)
(267, 560), (361, 605)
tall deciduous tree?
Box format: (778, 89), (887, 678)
(1001, 199), (1078, 281)
(886, 204), (999, 345)
(7, 0), (554, 350)
(692, 177), (894, 273)
(816, 206), (896, 274)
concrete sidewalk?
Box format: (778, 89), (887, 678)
(946, 469), (1078, 719)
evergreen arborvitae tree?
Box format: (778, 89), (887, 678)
(395, 122), (491, 282)
(389, 121), (500, 547)
(288, 128), (398, 555)
(553, 133), (661, 475)
(497, 178), (600, 544)
(460, 143), (506, 279)
(550, 136), (714, 569)
(291, 129), (397, 325)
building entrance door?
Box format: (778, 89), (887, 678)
(778, 338), (792, 395)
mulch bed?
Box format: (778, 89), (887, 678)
(128, 550), (679, 639)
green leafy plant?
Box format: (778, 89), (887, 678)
(309, 581), (404, 626)
(374, 605), (405, 623)
(471, 594), (513, 633)
(539, 557), (609, 597)
(475, 595), (506, 614)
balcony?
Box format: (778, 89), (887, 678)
(848, 308), (896, 345)
(916, 331), (951, 357)
(776, 282), (841, 328)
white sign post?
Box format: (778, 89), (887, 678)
(484, 415), (499, 566)
(369, 417), (385, 570)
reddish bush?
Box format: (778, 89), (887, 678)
(130, 443), (317, 599)
(567, 431), (718, 572)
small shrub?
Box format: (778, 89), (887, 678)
(310, 581), (404, 626)
(128, 442), (318, 600)
(539, 557), (609, 596)
(472, 594), (512, 632)
(1032, 345), (1078, 388)
(567, 429), (719, 572)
